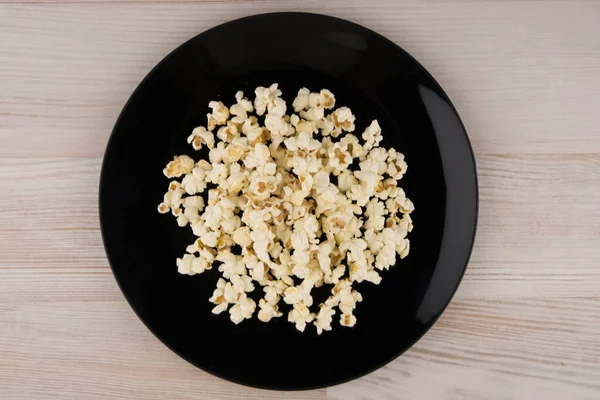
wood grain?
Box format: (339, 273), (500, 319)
(1, 1), (600, 157)
(1, 154), (599, 399)
(1, 0), (262, 3)
(2, 156), (598, 300)
(1, 1), (600, 399)
(328, 298), (600, 400)
(0, 300), (326, 400)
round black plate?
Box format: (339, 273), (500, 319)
(99, 12), (478, 390)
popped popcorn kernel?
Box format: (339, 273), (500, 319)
(158, 85), (413, 333)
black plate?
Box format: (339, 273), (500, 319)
(99, 12), (478, 390)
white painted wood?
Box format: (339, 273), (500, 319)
(329, 298), (600, 400)
(1, 1), (599, 399)
(1, 1), (600, 157)
(0, 300), (326, 399)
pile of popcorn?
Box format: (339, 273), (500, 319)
(158, 84), (414, 334)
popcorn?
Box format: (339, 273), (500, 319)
(362, 120), (382, 151)
(254, 84), (282, 116)
(209, 278), (229, 314)
(283, 286), (305, 305)
(263, 286), (281, 306)
(157, 203), (170, 214)
(187, 126), (215, 150)
(300, 106), (324, 122)
(397, 238), (410, 259)
(229, 294), (256, 324)
(400, 198), (415, 213)
(364, 198), (386, 231)
(265, 115), (292, 137)
(292, 88), (310, 112)
(331, 107), (356, 135)
(258, 299), (282, 322)
(216, 250), (247, 278)
(250, 229), (275, 263)
(176, 253), (211, 276)
(290, 114), (316, 135)
(316, 117), (335, 136)
(176, 214), (189, 227)
(163, 155), (195, 178)
(235, 91), (254, 112)
(340, 134), (364, 158)
(337, 171), (358, 192)
(269, 97), (287, 118)
(202, 204), (223, 229)
(313, 304), (336, 334)
(288, 303), (314, 332)
(340, 313), (357, 327)
(242, 117), (263, 143)
(158, 85), (413, 333)
(207, 101), (230, 131)
(206, 163), (227, 184)
(233, 226), (253, 248)
(200, 231), (218, 248)
(320, 89), (336, 109)
(244, 143), (271, 169)
(163, 188), (184, 211)
(181, 172), (205, 195)
(231, 273), (254, 293)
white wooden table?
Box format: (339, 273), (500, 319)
(1, 1), (599, 399)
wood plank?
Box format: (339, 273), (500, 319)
(1, 155), (599, 303)
(464, 153), (600, 299)
(0, 159), (108, 270)
(0, 300), (326, 399)
(2, 300), (597, 399)
(328, 298), (600, 400)
(1, 0), (262, 3)
(1, 1), (599, 157)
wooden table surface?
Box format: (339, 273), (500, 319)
(1, 1), (599, 399)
